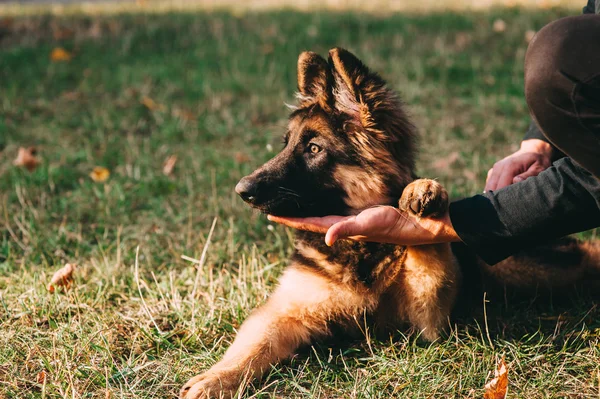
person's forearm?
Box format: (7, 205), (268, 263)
(451, 157), (600, 265)
(523, 120), (550, 143)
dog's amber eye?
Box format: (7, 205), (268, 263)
(309, 143), (321, 154)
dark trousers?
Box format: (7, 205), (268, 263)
(525, 15), (600, 178)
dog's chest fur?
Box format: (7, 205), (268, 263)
(291, 231), (407, 286)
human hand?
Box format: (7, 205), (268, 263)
(267, 205), (459, 247)
(485, 139), (553, 192)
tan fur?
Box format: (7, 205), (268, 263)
(181, 179), (458, 399)
(333, 165), (392, 213)
(402, 244), (460, 341)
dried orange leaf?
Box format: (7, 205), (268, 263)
(141, 96), (164, 111)
(47, 263), (76, 293)
(234, 152), (251, 164)
(261, 44), (275, 54)
(432, 151), (460, 170)
(172, 108), (196, 121)
(492, 19), (507, 33)
(163, 155), (178, 176)
(90, 166), (110, 182)
(525, 30), (536, 43)
(454, 32), (472, 50)
(463, 169), (477, 181)
(36, 370), (48, 384)
(484, 357), (509, 399)
(52, 27), (74, 41)
(0, 17), (14, 29)
(13, 147), (40, 172)
(50, 47), (72, 62)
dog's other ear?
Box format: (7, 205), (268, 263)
(297, 51), (331, 110)
(328, 47), (367, 101)
(328, 47), (382, 132)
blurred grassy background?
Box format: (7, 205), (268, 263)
(0, 0), (582, 15)
(1, 2), (599, 398)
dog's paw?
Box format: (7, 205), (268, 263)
(399, 179), (448, 218)
(179, 370), (239, 399)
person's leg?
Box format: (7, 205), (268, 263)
(524, 15), (600, 179)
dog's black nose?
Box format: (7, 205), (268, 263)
(235, 177), (258, 203)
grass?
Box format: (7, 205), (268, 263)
(1, 6), (599, 398)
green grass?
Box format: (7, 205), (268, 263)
(1, 7), (599, 398)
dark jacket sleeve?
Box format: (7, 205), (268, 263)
(583, 0), (595, 14)
(449, 157), (600, 265)
(522, 121), (565, 159)
(522, 120), (550, 142)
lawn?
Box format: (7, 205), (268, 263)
(1, 5), (599, 398)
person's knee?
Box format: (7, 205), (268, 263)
(524, 16), (586, 136)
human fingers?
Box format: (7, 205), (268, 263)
(267, 215), (347, 234)
(325, 217), (364, 246)
(484, 163), (503, 192)
(495, 164), (522, 190)
(512, 166), (545, 183)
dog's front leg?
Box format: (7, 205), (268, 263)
(180, 265), (368, 399)
(398, 179), (461, 341)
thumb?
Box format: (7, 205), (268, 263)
(512, 168), (542, 183)
(325, 217), (360, 246)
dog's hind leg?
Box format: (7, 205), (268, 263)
(180, 265), (372, 399)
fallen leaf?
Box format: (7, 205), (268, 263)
(524, 30), (536, 43)
(36, 371), (47, 384)
(261, 44), (275, 54)
(141, 96), (165, 111)
(234, 152), (251, 164)
(89, 166), (110, 182)
(432, 151), (460, 170)
(50, 47), (72, 62)
(492, 19), (507, 33)
(454, 32), (472, 50)
(172, 108), (196, 121)
(306, 25), (318, 38)
(52, 27), (74, 40)
(163, 155), (178, 176)
(13, 147), (40, 172)
(0, 17), (14, 29)
(47, 263), (76, 293)
(88, 21), (103, 38)
(61, 91), (81, 101)
(484, 357), (509, 399)
(484, 75), (496, 85)
(463, 169), (477, 181)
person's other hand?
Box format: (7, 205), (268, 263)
(485, 139), (553, 192)
(268, 205), (459, 247)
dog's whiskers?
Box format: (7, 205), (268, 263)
(277, 186), (301, 198)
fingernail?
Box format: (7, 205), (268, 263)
(325, 233), (334, 246)
(514, 177), (523, 182)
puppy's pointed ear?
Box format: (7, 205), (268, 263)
(297, 51), (331, 109)
(328, 47), (368, 101)
(329, 47), (379, 131)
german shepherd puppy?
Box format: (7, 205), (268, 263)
(180, 48), (600, 399)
